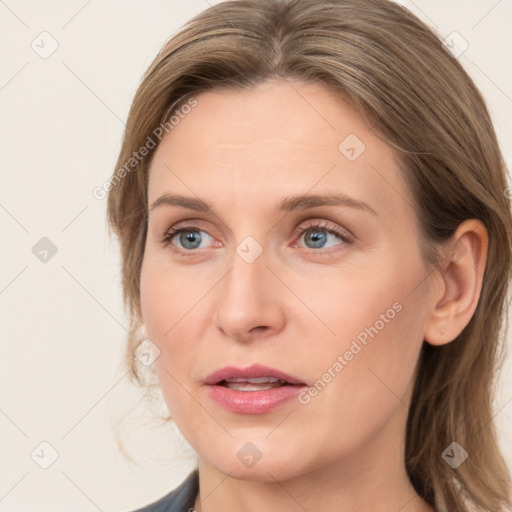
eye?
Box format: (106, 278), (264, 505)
(160, 219), (353, 256)
(161, 225), (215, 253)
(292, 220), (353, 253)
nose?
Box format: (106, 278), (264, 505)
(213, 244), (286, 344)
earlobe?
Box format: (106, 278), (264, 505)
(424, 219), (488, 347)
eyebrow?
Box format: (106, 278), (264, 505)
(149, 192), (378, 217)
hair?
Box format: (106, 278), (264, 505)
(106, 0), (512, 510)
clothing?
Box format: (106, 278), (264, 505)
(132, 470), (199, 512)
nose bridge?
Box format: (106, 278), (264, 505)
(213, 235), (285, 341)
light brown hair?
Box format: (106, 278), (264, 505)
(106, 1), (512, 510)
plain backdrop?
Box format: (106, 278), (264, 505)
(1, 1), (511, 510)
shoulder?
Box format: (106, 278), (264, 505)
(129, 470), (199, 512)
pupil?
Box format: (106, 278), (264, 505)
(306, 230), (326, 248)
(181, 231), (201, 249)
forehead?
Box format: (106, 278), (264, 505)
(147, 80), (412, 221)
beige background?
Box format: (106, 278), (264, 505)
(1, 1), (511, 510)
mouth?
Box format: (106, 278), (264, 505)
(204, 364), (307, 414)
(218, 377), (292, 391)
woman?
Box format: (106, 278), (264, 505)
(107, 0), (512, 510)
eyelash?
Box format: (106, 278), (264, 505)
(160, 220), (354, 256)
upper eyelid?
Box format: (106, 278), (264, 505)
(165, 218), (346, 234)
(152, 202), (369, 234)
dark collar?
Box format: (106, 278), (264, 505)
(134, 469), (199, 511)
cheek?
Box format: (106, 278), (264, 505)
(139, 257), (193, 394)
(140, 260), (189, 418)
(297, 251), (427, 404)
(140, 265), (169, 341)
(139, 254), (203, 339)
(292, 294), (425, 467)
(139, 254), (209, 387)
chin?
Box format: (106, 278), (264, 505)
(196, 436), (314, 482)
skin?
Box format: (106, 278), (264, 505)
(139, 79), (488, 512)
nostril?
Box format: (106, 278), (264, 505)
(251, 326), (268, 332)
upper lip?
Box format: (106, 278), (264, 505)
(204, 364), (306, 386)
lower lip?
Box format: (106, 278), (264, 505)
(206, 384), (306, 414)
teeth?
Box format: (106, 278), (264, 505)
(223, 381), (284, 391)
(224, 377), (284, 384)
(218, 377), (291, 390)
(247, 377), (279, 384)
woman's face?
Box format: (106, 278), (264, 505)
(140, 79), (436, 481)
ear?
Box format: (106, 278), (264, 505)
(424, 219), (489, 346)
